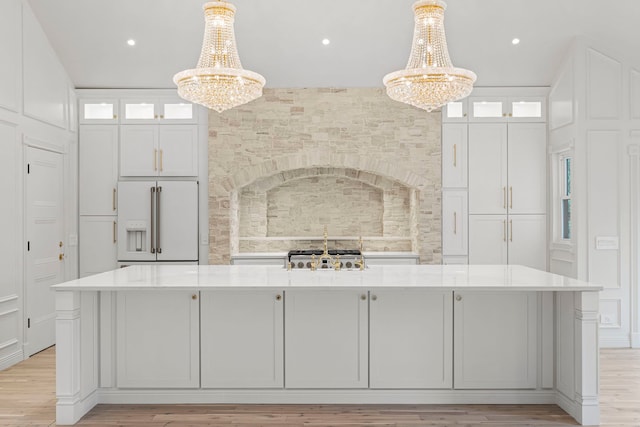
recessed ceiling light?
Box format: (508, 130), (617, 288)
(511, 38), (520, 45)
(127, 39), (136, 46)
(322, 38), (330, 46)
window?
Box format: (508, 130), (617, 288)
(560, 156), (572, 240)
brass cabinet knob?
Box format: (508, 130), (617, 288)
(59, 253), (64, 261)
(360, 294), (367, 300)
(276, 294), (282, 301)
(192, 294), (198, 300)
(455, 294), (462, 301)
(59, 241), (63, 247)
(371, 295), (378, 301)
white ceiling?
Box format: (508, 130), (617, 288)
(26, 0), (640, 89)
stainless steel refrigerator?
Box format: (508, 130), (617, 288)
(117, 181), (198, 262)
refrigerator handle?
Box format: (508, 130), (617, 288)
(150, 187), (156, 254)
(156, 186), (162, 254)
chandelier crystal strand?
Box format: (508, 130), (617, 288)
(174, 1), (265, 113)
(383, 0), (476, 112)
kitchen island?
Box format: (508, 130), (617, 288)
(53, 265), (602, 425)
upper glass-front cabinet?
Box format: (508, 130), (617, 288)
(120, 99), (197, 124)
(80, 99), (119, 124)
(443, 96), (546, 123)
(442, 100), (468, 123)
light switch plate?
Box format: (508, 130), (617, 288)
(595, 236), (619, 250)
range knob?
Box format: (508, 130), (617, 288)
(297, 262), (304, 269)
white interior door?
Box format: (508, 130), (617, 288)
(25, 146), (64, 356)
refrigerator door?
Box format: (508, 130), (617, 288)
(117, 181), (156, 261)
(156, 181), (198, 261)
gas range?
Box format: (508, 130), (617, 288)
(287, 249), (363, 270)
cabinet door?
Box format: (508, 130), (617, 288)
(285, 289), (368, 388)
(159, 102), (198, 124)
(201, 290), (283, 388)
(120, 125), (158, 177)
(468, 97), (508, 122)
(370, 290), (452, 389)
(507, 97), (546, 122)
(79, 216), (117, 278)
(469, 215), (508, 264)
(468, 124), (508, 214)
(120, 99), (159, 124)
(79, 99), (119, 124)
(442, 124), (468, 188)
(79, 126), (119, 215)
(116, 291), (199, 388)
(442, 100), (468, 123)
(442, 190), (468, 256)
(508, 215), (547, 270)
(453, 291), (537, 389)
(507, 123), (547, 214)
(158, 126), (198, 177)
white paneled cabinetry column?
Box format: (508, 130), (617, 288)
(442, 88), (548, 269)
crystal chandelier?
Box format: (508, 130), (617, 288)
(173, 1), (265, 113)
(383, 0), (476, 112)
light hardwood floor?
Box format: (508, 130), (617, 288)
(0, 347), (638, 426)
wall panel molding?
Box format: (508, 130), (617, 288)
(631, 70), (640, 120)
(630, 140), (640, 347)
(586, 48), (622, 120)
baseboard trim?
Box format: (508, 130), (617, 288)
(599, 335), (631, 348)
(0, 349), (24, 371)
(56, 390), (99, 425)
(98, 389), (557, 405)
(631, 333), (640, 348)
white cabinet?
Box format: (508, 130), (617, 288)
(201, 290), (283, 388)
(116, 291), (199, 388)
(285, 289), (368, 388)
(442, 124), (468, 188)
(508, 215), (547, 270)
(443, 190), (468, 256)
(79, 216), (117, 278)
(453, 291), (537, 389)
(120, 99), (197, 124)
(79, 126), (118, 215)
(468, 96), (546, 123)
(369, 290), (452, 389)
(442, 100), (468, 123)
(469, 215), (508, 264)
(468, 124), (508, 215)
(79, 99), (119, 124)
(120, 125), (198, 177)
(507, 124), (547, 215)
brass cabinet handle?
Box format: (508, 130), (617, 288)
(503, 187), (506, 209)
(59, 253), (65, 261)
(503, 220), (507, 242)
(453, 211), (457, 234)
(192, 294), (197, 300)
(113, 221), (117, 244)
(154, 114), (158, 119)
(154, 149), (158, 171)
(113, 114), (117, 119)
(463, 113), (467, 117)
(159, 149), (163, 172)
(160, 114), (165, 119)
(510, 187), (513, 210)
(508, 113), (513, 117)
(59, 241), (63, 248)
(510, 220), (513, 242)
(455, 294), (462, 301)
(113, 188), (117, 211)
(371, 295), (378, 301)
(453, 143), (457, 167)
(503, 113), (507, 117)
(360, 294), (367, 301)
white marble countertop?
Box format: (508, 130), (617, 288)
(52, 265), (603, 292)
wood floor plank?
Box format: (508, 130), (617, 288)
(0, 347), (638, 426)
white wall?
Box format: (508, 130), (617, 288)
(549, 37), (640, 348)
(0, 0), (77, 370)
